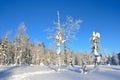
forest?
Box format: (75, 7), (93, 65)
(0, 12), (120, 66)
(0, 24), (120, 66)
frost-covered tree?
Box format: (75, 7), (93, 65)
(111, 53), (119, 65)
(118, 53), (120, 64)
(14, 23), (31, 65)
(62, 16), (81, 65)
(75, 51), (94, 65)
(47, 47), (57, 65)
(75, 52), (83, 65)
(69, 51), (75, 66)
(47, 11), (81, 68)
(39, 42), (46, 65)
(84, 52), (94, 65)
(0, 39), (2, 64)
(31, 42), (46, 65)
(90, 32), (101, 67)
(0, 33), (11, 65)
(7, 42), (15, 65)
(24, 36), (32, 64)
(104, 51), (111, 65)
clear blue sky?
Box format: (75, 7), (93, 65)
(0, 0), (120, 54)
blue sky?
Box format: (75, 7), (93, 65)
(0, 0), (120, 54)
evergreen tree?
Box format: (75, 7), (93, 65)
(111, 53), (119, 65)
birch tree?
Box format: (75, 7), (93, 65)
(47, 11), (81, 67)
(62, 16), (81, 65)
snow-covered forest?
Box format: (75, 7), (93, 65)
(0, 22), (94, 66)
(0, 12), (120, 66)
(0, 12), (120, 80)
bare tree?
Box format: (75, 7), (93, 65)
(47, 11), (81, 68)
(62, 16), (81, 65)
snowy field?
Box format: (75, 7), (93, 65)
(0, 65), (120, 80)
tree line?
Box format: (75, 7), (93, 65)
(0, 24), (120, 66)
(0, 24), (91, 65)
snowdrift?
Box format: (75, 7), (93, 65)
(0, 65), (120, 80)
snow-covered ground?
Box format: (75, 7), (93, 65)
(0, 65), (120, 80)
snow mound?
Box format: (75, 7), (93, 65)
(10, 70), (55, 80)
(0, 65), (55, 80)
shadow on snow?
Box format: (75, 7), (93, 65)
(0, 66), (19, 79)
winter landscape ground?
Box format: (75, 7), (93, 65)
(0, 65), (120, 80)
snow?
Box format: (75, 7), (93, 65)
(0, 65), (120, 80)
